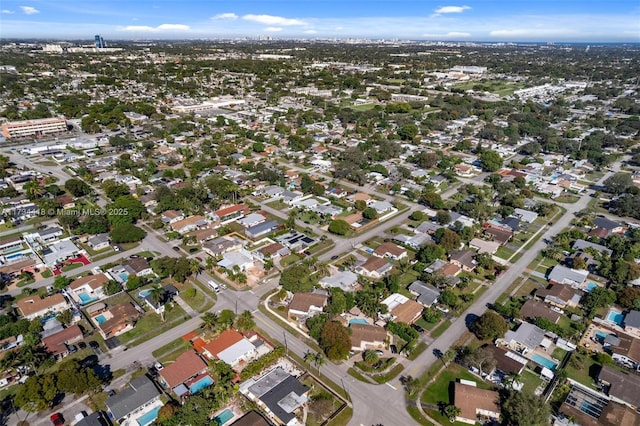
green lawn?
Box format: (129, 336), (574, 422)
(430, 320), (451, 338)
(152, 337), (191, 358)
(519, 369), (545, 394)
(565, 354), (599, 389)
(118, 305), (188, 345)
(552, 347), (568, 361)
(326, 407), (353, 426)
(280, 254), (301, 267)
(495, 245), (516, 259)
(554, 194), (580, 204)
(266, 200), (289, 210)
(421, 363), (493, 405)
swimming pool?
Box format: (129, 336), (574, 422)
(586, 282), (598, 292)
(595, 331), (610, 341)
(606, 309), (624, 326)
(6, 252), (23, 260)
(94, 314), (107, 324)
(189, 375), (213, 394)
(349, 318), (369, 325)
(119, 272), (129, 282)
(138, 289), (151, 298)
(136, 406), (161, 426)
(530, 353), (558, 370)
(213, 408), (234, 426)
(78, 292), (97, 304)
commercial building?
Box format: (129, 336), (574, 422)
(1, 117), (67, 139)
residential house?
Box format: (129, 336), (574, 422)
(16, 293), (69, 320)
(106, 375), (161, 425)
(281, 190), (303, 205)
(319, 271), (359, 292)
(42, 325), (83, 358)
(483, 225), (513, 245)
(513, 208), (539, 223)
(449, 250), (476, 273)
(498, 322), (546, 354)
(453, 164), (476, 177)
(237, 213), (267, 228)
(241, 366), (309, 426)
(218, 249), (254, 272)
(203, 236), (244, 258)
(349, 323), (388, 351)
(500, 216), (521, 232)
(382, 293), (424, 324)
(95, 303), (141, 339)
(288, 292), (328, 319)
(67, 273), (109, 305)
(188, 228), (218, 243)
(259, 185), (285, 198)
(572, 239), (613, 256)
(372, 242), (407, 260)
(228, 411), (271, 426)
(170, 215), (210, 234)
(392, 233), (433, 250)
(598, 365), (640, 409)
(368, 200), (394, 215)
(536, 284), (581, 309)
(245, 220), (280, 239)
(257, 243), (290, 259)
(215, 205), (251, 224)
(43, 239), (81, 267)
(519, 299), (561, 324)
(201, 330), (258, 368)
(547, 265), (589, 288)
(158, 350), (209, 391)
(560, 383), (640, 426)
(87, 233), (110, 251)
(408, 280), (441, 307)
(453, 382), (501, 425)
(604, 332), (640, 371)
(469, 238), (500, 255)
(624, 310), (640, 338)
(355, 257), (393, 279)
(37, 227), (63, 243)
(123, 257), (153, 276)
(161, 210), (184, 224)
(486, 345), (528, 376)
(142, 284), (178, 315)
(593, 217), (625, 236)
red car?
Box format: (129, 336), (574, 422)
(50, 413), (64, 425)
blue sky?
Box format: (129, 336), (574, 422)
(0, 1), (638, 42)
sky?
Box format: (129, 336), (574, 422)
(0, 0), (639, 42)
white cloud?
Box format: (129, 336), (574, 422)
(211, 13), (238, 20)
(433, 5), (471, 15)
(1, 9), (14, 14)
(303, 29), (318, 34)
(20, 6), (39, 15)
(264, 27), (283, 32)
(423, 31), (471, 38)
(242, 14), (306, 26)
(119, 23), (190, 32)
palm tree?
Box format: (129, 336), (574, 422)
(364, 350), (379, 366)
(315, 261), (330, 278)
(189, 259), (202, 277)
(148, 285), (165, 321)
(201, 312), (219, 332)
(23, 181), (44, 200)
(304, 350), (315, 365)
(313, 352), (325, 374)
(443, 405), (461, 422)
(235, 310), (255, 332)
(503, 372), (521, 390)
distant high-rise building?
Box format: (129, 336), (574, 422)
(94, 35), (105, 49)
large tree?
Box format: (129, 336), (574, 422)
(319, 321), (351, 361)
(279, 265), (315, 293)
(64, 178), (92, 197)
(603, 172), (633, 195)
(109, 223), (146, 243)
(479, 150), (503, 172)
(501, 390), (551, 426)
(473, 311), (508, 340)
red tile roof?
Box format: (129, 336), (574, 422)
(159, 350), (208, 388)
(202, 330), (244, 358)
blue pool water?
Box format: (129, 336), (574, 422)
(138, 289), (151, 298)
(586, 282), (598, 292)
(136, 406), (161, 426)
(6, 252), (23, 259)
(78, 292), (97, 304)
(119, 272), (129, 282)
(213, 409), (234, 426)
(94, 314), (107, 324)
(595, 331), (610, 341)
(531, 353), (558, 370)
(40, 313), (57, 323)
(606, 310), (624, 326)
(349, 318), (369, 325)
(189, 375), (213, 394)
(3, 246), (22, 254)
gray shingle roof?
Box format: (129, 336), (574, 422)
(106, 375), (160, 420)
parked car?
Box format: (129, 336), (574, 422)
(50, 413), (64, 426)
(154, 362), (164, 371)
(331, 255), (339, 260)
(112, 245), (121, 252)
(411, 324), (425, 334)
(67, 344), (77, 354)
(390, 345), (398, 354)
(376, 350), (384, 356)
(172, 246), (180, 252)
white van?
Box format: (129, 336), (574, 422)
(208, 280), (220, 293)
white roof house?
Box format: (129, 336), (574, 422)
(237, 213), (267, 228)
(217, 249), (254, 272)
(319, 271), (359, 292)
(43, 239), (81, 267)
(218, 339), (257, 367)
